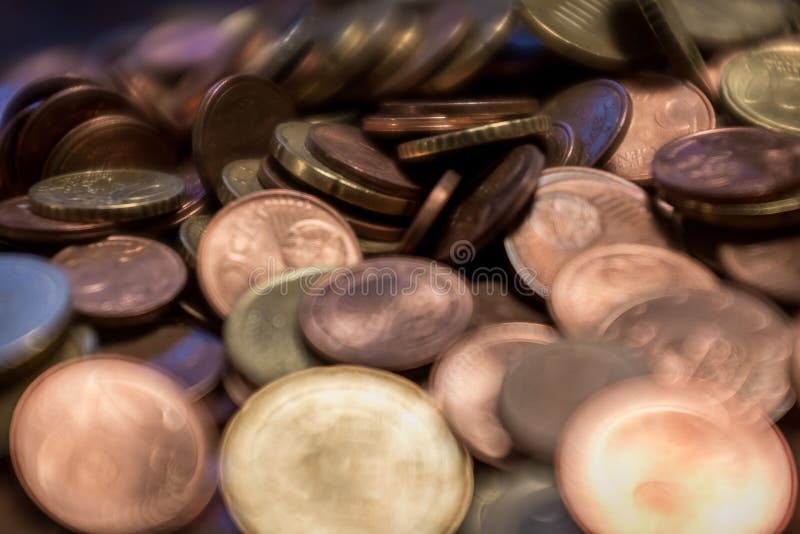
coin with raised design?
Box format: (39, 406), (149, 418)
(218, 158), (262, 204)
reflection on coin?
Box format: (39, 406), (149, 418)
(10, 357), (217, 533)
(718, 236), (800, 305)
(380, 97), (539, 118)
(197, 190), (361, 317)
(558, 377), (796, 534)
(542, 121), (583, 167)
(0, 75), (92, 127)
(219, 158), (262, 204)
(220, 366), (472, 534)
(468, 279), (549, 328)
(178, 213), (211, 268)
(671, 0), (790, 49)
(399, 170), (461, 255)
(299, 257), (473, 370)
(0, 196), (114, 243)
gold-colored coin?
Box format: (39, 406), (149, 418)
(220, 366), (473, 534)
(664, 191), (800, 229)
(218, 158), (263, 204)
(359, 238), (403, 256)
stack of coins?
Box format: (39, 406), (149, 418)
(1, 0), (800, 532)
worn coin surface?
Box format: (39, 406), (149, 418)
(299, 257), (473, 370)
(0, 196), (114, 243)
(399, 170), (461, 254)
(718, 236), (800, 305)
(218, 158), (262, 204)
(220, 366), (473, 534)
(197, 190), (361, 318)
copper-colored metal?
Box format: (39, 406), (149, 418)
(0, 196), (114, 243)
(398, 170), (461, 254)
(718, 236), (800, 306)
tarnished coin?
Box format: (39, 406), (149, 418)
(0, 196), (114, 243)
(542, 121), (583, 167)
(197, 190), (361, 317)
(178, 213), (211, 268)
(225, 268), (328, 387)
(605, 73), (715, 184)
(29, 169), (184, 222)
(52, 236), (187, 324)
(652, 128), (800, 204)
(0, 75), (93, 127)
(299, 257), (473, 370)
(379, 97), (539, 118)
(543, 79), (631, 166)
(218, 158), (262, 204)
(432, 145), (544, 262)
(0, 254), (71, 374)
(429, 322), (559, 466)
(721, 42), (800, 136)
(193, 75), (295, 201)
(505, 167), (669, 297)
(598, 287), (795, 420)
(718, 236), (800, 305)
(11, 357), (217, 533)
(220, 366), (473, 534)
(399, 170), (461, 254)
(558, 377), (796, 534)
(549, 244), (718, 338)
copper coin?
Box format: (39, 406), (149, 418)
(52, 235), (187, 324)
(598, 287), (795, 420)
(543, 79), (631, 166)
(362, 114), (529, 138)
(653, 127), (800, 204)
(0, 105), (37, 196)
(718, 236), (800, 305)
(432, 145), (544, 262)
(197, 189), (361, 318)
(221, 368), (258, 408)
(398, 170), (461, 254)
(429, 322), (559, 466)
(557, 377), (796, 534)
(379, 97), (539, 117)
(42, 114), (175, 178)
(469, 279), (549, 328)
(193, 75), (295, 201)
(0, 74), (93, 127)
(299, 257), (473, 370)
(549, 244), (718, 338)
(10, 357), (217, 533)
(137, 162), (208, 234)
(306, 123), (422, 199)
(0, 196), (114, 243)
(504, 167), (670, 298)
(604, 73), (715, 184)
(542, 121), (583, 167)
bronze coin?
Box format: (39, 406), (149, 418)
(433, 145), (544, 262)
(42, 115), (175, 178)
(299, 257), (473, 370)
(361, 113), (521, 138)
(137, 162), (208, 234)
(380, 97), (539, 118)
(0, 104), (36, 196)
(398, 170), (461, 254)
(10, 357), (217, 533)
(306, 123), (423, 199)
(197, 189), (362, 318)
(543, 79), (631, 166)
(193, 75), (295, 200)
(0, 74), (94, 127)
(0, 196), (114, 243)
(52, 235), (187, 324)
(469, 279), (550, 329)
(542, 121), (583, 167)
(718, 236), (800, 305)
(604, 73), (715, 185)
(652, 127), (800, 204)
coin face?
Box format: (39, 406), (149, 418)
(10, 357), (217, 533)
(0, 196), (114, 243)
(718, 236), (800, 305)
(197, 190), (361, 317)
(219, 158), (262, 203)
(671, 0), (790, 49)
(52, 235), (187, 322)
(505, 167), (669, 297)
(399, 170), (461, 255)
(220, 366), (473, 534)
(429, 322), (559, 466)
(557, 377), (796, 534)
(549, 244), (718, 338)
(299, 257), (473, 370)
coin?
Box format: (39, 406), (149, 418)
(362, 113), (525, 138)
(193, 75), (295, 201)
(598, 287), (795, 420)
(132, 19), (229, 75)
(29, 169), (184, 222)
(0, 196), (114, 243)
(0, 254), (71, 375)
(358, 238), (403, 256)
(197, 190), (361, 317)
(483, 486), (582, 534)
(222, 368), (258, 408)
(138, 163), (208, 234)
(299, 257), (473, 370)
(557, 377), (796, 534)
(0, 75), (93, 127)
(218, 158), (262, 204)
(178, 213), (212, 268)
(542, 121), (583, 167)
(52, 235), (187, 324)
(505, 167), (670, 297)
(468, 279), (550, 328)
(362, 9), (423, 94)
(721, 42), (800, 136)
(718, 236), (800, 305)
(652, 128), (800, 204)
(604, 73), (715, 184)
(147, 328), (226, 400)
(379, 97), (539, 117)
(219, 366), (473, 534)
(543, 79), (631, 166)
(396, 114), (551, 162)
(11, 357), (217, 533)
(549, 244), (718, 338)
(0, 104), (35, 196)
(398, 170), (461, 254)
(663, 193), (800, 230)
(429, 322), (559, 466)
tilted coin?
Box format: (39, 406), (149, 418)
(483, 486), (581, 534)
(222, 368), (258, 408)
(197, 190), (362, 317)
(549, 244), (718, 338)
(299, 257), (473, 370)
(505, 167), (670, 297)
(11, 357), (217, 533)
(718, 236), (800, 305)
(543, 79), (631, 166)
(399, 170), (461, 254)
(362, 8), (423, 94)
(0, 196), (114, 243)
(429, 322), (559, 466)
(379, 97), (539, 118)
(362, 114), (524, 138)
(178, 213), (212, 268)
(468, 279), (549, 329)
(0, 105), (36, 196)
(29, 169), (184, 222)
(664, 193), (800, 230)
(138, 163), (208, 234)
(52, 235), (187, 324)
(605, 73), (715, 184)
(218, 158), (262, 204)
(358, 238), (403, 256)
(219, 366), (473, 534)
(0, 75), (94, 127)
(542, 121), (583, 167)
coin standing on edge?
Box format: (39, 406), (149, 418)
(178, 213), (212, 268)
(219, 158), (263, 204)
(399, 170), (461, 255)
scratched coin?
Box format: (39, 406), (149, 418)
(718, 236), (800, 305)
(218, 158), (263, 204)
(197, 190), (361, 318)
(52, 235), (187, 324)
(299, 257), (473, 370)
(10, 357), (217, 533)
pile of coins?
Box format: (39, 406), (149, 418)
(1, 0), (800, 532)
